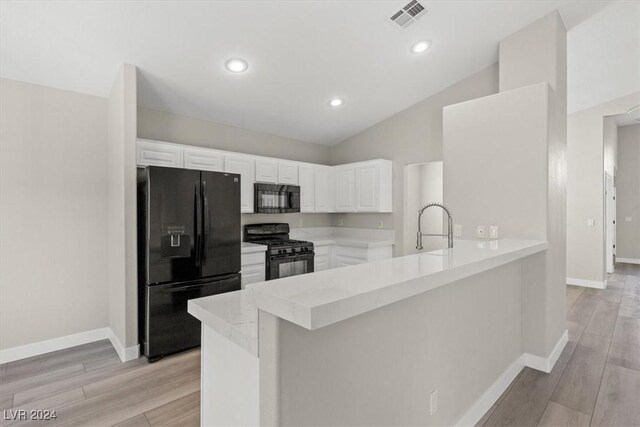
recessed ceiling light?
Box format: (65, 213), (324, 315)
(225, 58), (248, 73)
(328, 98), (344, 107)
(410, 40), (431, 54)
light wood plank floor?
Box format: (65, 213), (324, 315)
(479, 262), (640, 427)
(2, 263), (639, 426)
(0, 344), (200, 426)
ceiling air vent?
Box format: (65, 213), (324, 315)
(390, 0), (427, 29)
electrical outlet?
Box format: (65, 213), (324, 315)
(625, 217), (632, 222)
(378, 220), (384, 229)
(476, 225), (486, 239)
(338, 218), (344, 226)
(489, 226), (498, 239)
(298, 218), (303, 227)
(453, 224), (462, 237)
(430, 390), (438, 415)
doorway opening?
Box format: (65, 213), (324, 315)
(403, 161), (443, 255)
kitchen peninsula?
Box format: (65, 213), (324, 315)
(189, 238), (561, 426)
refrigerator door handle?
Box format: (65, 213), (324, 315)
(202, 180), (210, 265)
(195, 184), (202, 266)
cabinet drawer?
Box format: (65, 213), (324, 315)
(313, 245), (330, 256)
(242, 251), (266, 266)
(334, 254), (365, 268)
(241, 264), (265, 287)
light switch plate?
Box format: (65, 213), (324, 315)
(587, 219), (595, 227)
(625, 217), (632, 222)
(298, 218), (303, 227)
(378, 220), (384, 228)
(476, 225), (486, 239)
(454, 224), (462, 237)
(338, 218), (344, 226)
(489, 226), (498, 239)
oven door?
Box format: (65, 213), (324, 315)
(268, 252), (314, 280)
(254, 184), (300, 213)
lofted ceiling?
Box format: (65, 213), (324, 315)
(1, 1), (613, 145)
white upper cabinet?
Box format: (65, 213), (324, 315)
(298, 164), (315, 212)
(255, 158), (278, 183)
(136, 139), (392, 213)
(355, 160), (392, 212)
(315, 165), (335, 213)
(183, 147), (224, 172)
(334, 165), (356, 212)
(224, 154), (255, 213)
(137, 139), (184, 168)
(278, 161), (299, 185)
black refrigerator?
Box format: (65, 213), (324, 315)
(137, 166), (241, 361)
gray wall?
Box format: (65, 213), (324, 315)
(260, 261), (523, 426)
(0, 78), (109, 350)
(107, 64), (139, 352)
(137, 106), (333, 229)
(566, 92), (640, 283)
(444, 11), (567, 357)
(616, 124), (640, 261)
(329, 65), (499, 255)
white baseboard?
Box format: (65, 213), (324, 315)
(617, 258), (640, 265)
(455, 356), (525, 427)
(456, 329), (568, 427)
(522, 329), (568, 373)
(107, 329), (140, 362)
(0, 327), (110, 364)
(0, 327), (140, 364)
(566, 277), (605, 289)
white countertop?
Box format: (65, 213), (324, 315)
(189, 239), (547, 355)
(242, 242), (267, 254)
(188, 290), (259, 356)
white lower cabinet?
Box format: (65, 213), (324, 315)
(224, 155), (255, 213)
(241, 252), (266, 287)
(313, 245), (331, 271)
(313, 243), (392, 271)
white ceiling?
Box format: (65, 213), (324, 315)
(1, 1), (613, 145)
(568, 0), (640, 114)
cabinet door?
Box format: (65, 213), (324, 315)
(278, 162), (299, 185)
(334, 254), (365, 268)
(298, 164), (315, 212)
(255, 158), (278, 183)
(241, 265), (265, 287)
(315, 166), (335, 213)
(334, 165), (356, 212)
(224, 154), (255, 213)
(137, 140), (184, 168)
(183, 147), (224, 172)
(355, 162), (380, 211)
(314, 255), (330, 272)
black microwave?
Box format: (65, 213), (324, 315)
(254, 183), (301, 213)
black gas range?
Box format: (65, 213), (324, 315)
(244, 223), (314, 281)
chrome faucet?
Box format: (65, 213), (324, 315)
(416, 203), (453, 250)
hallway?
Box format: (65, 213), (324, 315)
(479, 263), (640, 426)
